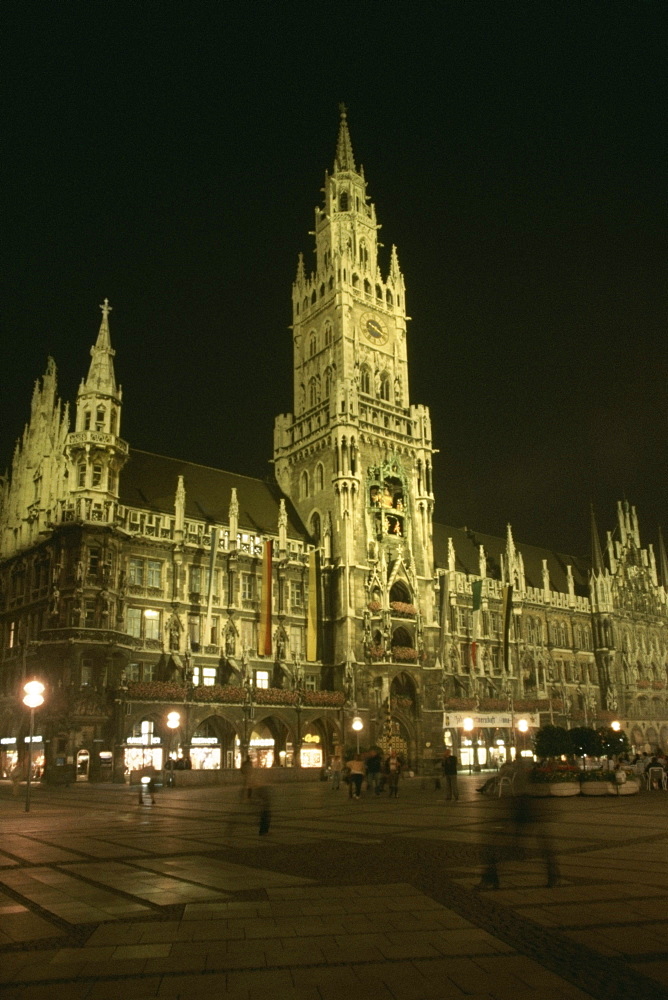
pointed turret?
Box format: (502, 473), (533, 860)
(590, 503), (604, 574)
(334, 103), (356, 173)
(65, 299), (128, 520)
(82, 298), (118, 396)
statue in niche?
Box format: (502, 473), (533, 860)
(168, 616), (180, 651)
(225, 630), (236, 658)
(394, 377), (402, 405)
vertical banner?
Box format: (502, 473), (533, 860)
(502, 584), (513, 673)
(471, 579), (483, 669)
(259, 540), (273, 656)
(306, 548), (320, 662)
(204, 527), (218, 645)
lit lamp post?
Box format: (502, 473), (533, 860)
(351, 715), (363, 754)
(517, 717), (529, 757)
(22, 680), (45, 813)
(165, 711), (180, 787)
(462, 716), (474, 774)
(610, 720), (621, 732)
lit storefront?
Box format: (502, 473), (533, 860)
(1, 735), (44, 778)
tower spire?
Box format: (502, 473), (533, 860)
(334, 103), (356, 173)
(590, 503), (604, 574)
(83, 298), (118, 395)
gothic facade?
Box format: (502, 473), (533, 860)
(1, 111), (667, 781)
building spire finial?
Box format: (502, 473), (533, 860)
(590, 503), (605, 574)
(334, 102), (356, 172)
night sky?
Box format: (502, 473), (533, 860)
(2, 3), (666, 558)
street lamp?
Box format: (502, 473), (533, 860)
(517, 717), (529, 757)
(22, 680), (44, 813)
(351, 715), (363, 754)
(165, 711), (180, 787)
(611, 720), (621, 732)
(462, 716), (474, 773)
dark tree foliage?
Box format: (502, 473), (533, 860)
(597, 726), (631, 759)
(533, 725), (571, 760)
(568, 727), (602, 758)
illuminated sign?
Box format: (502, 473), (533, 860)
(191, 737), (219, 745)
(1, 737), (17, 745)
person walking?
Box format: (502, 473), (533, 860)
(442, 748), (459, 802)
(348, 755), (365, 799)
(386, 752), (401, 797)
(365, 749), (382, 794)
(330, 754), (342, 790)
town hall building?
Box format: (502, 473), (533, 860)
(1, 110), (667, 782)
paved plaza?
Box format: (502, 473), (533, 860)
(0, 773), (667, 1000)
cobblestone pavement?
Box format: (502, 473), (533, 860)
(1, 774), (667, 999)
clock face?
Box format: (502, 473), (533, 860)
(364, 315), (389, 345)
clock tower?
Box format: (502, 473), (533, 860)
(274, 108), (436, 692)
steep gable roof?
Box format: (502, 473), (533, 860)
(433, 522), (589, 597)
(119, 449), (308, 539)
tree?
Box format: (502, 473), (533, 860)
(568, 727), (602, 759)
(533, 725), (571, 760)
(597, 726), (630, 759)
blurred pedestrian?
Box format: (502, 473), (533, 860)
(441, 748), (459, 801)
(365, 749), (382, 794)
(478, 768), (559, 889)
(386, 752), (401, 797)
(330, 754), (342, 790)
(348, 755), (365, 798)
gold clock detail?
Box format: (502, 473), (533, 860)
(363, 315), (389, 345)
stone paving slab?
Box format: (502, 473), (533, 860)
(1, 778), (668, 1000)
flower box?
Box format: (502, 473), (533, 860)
(302, 690), (345, 707)
(391, 646), (418, 662)
(389, 601), (417, 616)
(253, 687), (298, 705)
(367, 601), (382, 613)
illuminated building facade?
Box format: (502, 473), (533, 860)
(1, 111), (667, 781)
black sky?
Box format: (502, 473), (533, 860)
(2, 2), (666, 557)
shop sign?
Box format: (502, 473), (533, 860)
(303, 733), (320, 743)
(126, 736), (161, 745)
(1, 737), (17, 745)
(191, 737), (219, 745)
(23, 736), (43, 743)
(444, 712), (540, 729)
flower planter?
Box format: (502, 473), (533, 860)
(549, 782), (580, 796)
(581, 782), (611, 795)
(610, 780), (639, 795)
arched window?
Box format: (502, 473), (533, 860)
(303, 297), (308, 312)
(360, 365), (371, 395)
(310, 512), (321, 544)
(379, 372), (391, 401)
(310, 290), (316, 305)
(386, 289), (393, 307)
(363, 278), (371, 296)
(391, 626), (413, 650)
(95, 407), (105, 431)
(315, 463), (324, 492)
(324, 367), (332, 398)
(309, 332), (317, 357)
(324, 322), (332, 347)
(359, 240), (368, 265)
(319, 283), (325, 298)
(375, 284), (382, 300)
(352, 273), (359, 288)
(308, 377), (319, 408)
(390, 580), (412, 605)
(300, 470), (309, 499)
(339, 191), (349, 211)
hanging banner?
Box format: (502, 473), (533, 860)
(258, 540), (273, 656)
(306, 548), (320, 662)
(443, 711), (540, 729)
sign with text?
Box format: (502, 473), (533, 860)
(444, 712), (540, 729)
